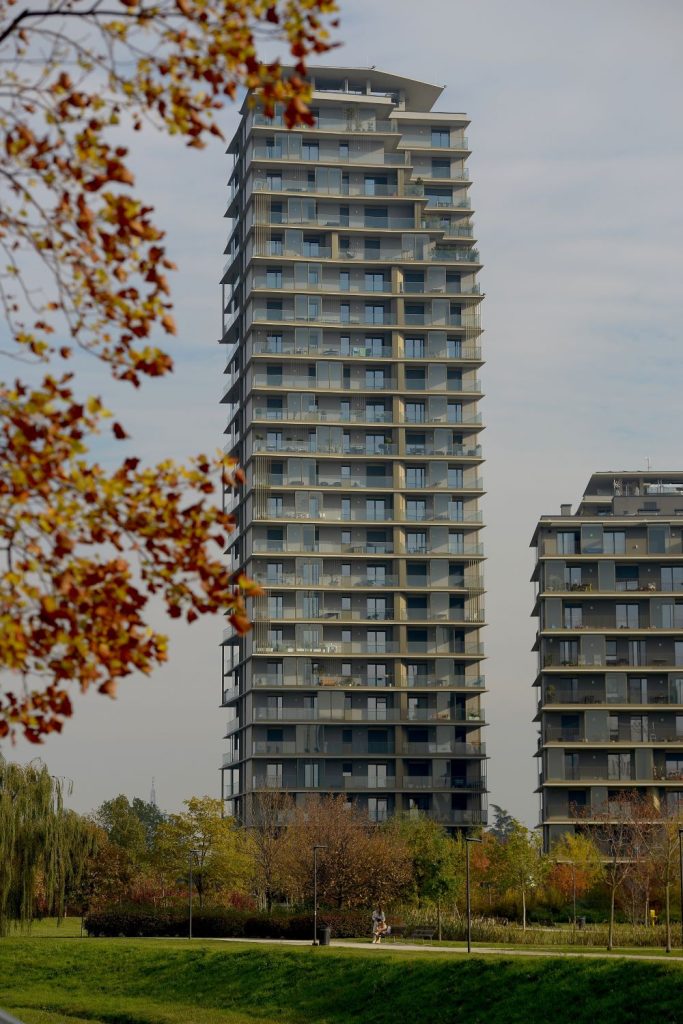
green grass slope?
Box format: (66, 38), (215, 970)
(1, 940), (682, 1024)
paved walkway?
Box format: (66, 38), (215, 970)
(215, 935), (683, 963)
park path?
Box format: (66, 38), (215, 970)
(215, 935), (683, 964)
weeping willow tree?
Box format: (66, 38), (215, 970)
(0, 758), (98, 935)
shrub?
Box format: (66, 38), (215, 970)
(84, 905), (369, 940)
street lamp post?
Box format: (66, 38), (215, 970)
(465, 836), (482, 954)
(678, 829), (683, 949)
(188, 848), (199, 940)
(313, 845), (327, 946)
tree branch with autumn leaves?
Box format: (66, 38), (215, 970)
(0, 0), (340, 741)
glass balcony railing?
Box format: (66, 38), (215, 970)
(403, 741), (485, 756)
(252, 144), (408, 166)
(252, 113), (399, 134)
(252, 177), (424, 199)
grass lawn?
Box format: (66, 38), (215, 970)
(1, 939), (683, 1024)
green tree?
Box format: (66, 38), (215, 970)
(0, 759), (97, 933)
(389, 815), (462, 937)
(95, 795), (147, 863)
(153, 796), (250, 908)
(488, 805), (516, 842)
(489, 819), (545, 929)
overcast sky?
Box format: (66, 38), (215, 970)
(11, 0), (683, 827)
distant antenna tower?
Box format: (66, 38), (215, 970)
(646, 457), (652, 470)
(150, 777), (157, 807)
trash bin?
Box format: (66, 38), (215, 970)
(577, 916), (587, 930)
(317, 925), (331, 946)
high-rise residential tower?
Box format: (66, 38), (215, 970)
(533, 471), (683, 850)
(220, 68), (487, 830)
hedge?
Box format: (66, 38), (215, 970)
(84, 905), (371, 940)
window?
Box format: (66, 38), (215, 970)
(564, 605), (582, 629)
(365, 272), (385, 292)
(266, 300), (283, 321)
(405, 337), (425, 358)
(403, 271), (424, 293)
(447, 368), (462, 390)
(269, 235), (283, 255)
(367, 631), (387, 652)
(557, 532), (577, 555)
(364, 303), (385, 324)
(368, 763), (388, 787)
(266, 172), (282, 191)
(405, 402), (425, 423)
(447, 337), (462, 358)
(407, 531), (427, 553)
(270, 201), (284, 224)
(447, 466), (463, 488)
(449, 531), (465, 553)
(342, 729), (352, 744)
(341, 595), (351, 612)
(366, 434), (386, 454)
(405, 366), (426, 389)
(406, 433), (426, 454)
(266, 563), (284, 583)
(302, 140), (319, 160)
(364, 176), (387, 196)
(406, 499), (427, 521)
(364, 336), (385, 356)
(340, 302), (350, 323)
(268, 595), (283, 618)
(339, 205), (349, 226)
(447, 402), (462, 423)
(364, 206), (388, 228)
(405, 302), (425, 324)
(339, 141), (349, 159)
(431, 128), (450, 148)
(267, 496), (283, 516)
(406, 466), (426, 489)
(604, 531), (626, 554)
(366, 498), (386, 521)
(365, 238), (381, 258)
(365, 368), (385, 388)
(662, 567), (683, 592)
(367, 663), (388, 686)
(616, 604), (639, 629)
(432, 158), (451, 177)
(608, 752), (632, 780)
(366, 402), (386, 422)
(265, 333), (283, 353)
(368, 797), (388, 822)
(648, 525), (669, 554)
(266, 430), (283, 451)
(266, 266), (282, 288)
(303, 235), (322, 257)
(339, 271), (350, 291)
(367, 597), (386, 620)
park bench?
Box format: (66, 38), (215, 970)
(407, 927), (436, 943)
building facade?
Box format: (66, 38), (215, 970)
(220, 68), (487, 829)
(533, 472), (683, 850)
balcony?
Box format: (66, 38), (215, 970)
(252, 406), (394, 424)
(252, 177), (424, 199)
(252, 113), (399, 134)
(253, 707), (401, 722)
(402, 776), (486, 791)
(406, 707), (485, 722)
(403, 741), (486, 756)
(252, 144), (408, 166)
(252, 373), (398, 391)
(253, 674), (396, 689)
(262, 473), (394, 490)
(253, 640), (400, 655)
(252, 539), (395, 555)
